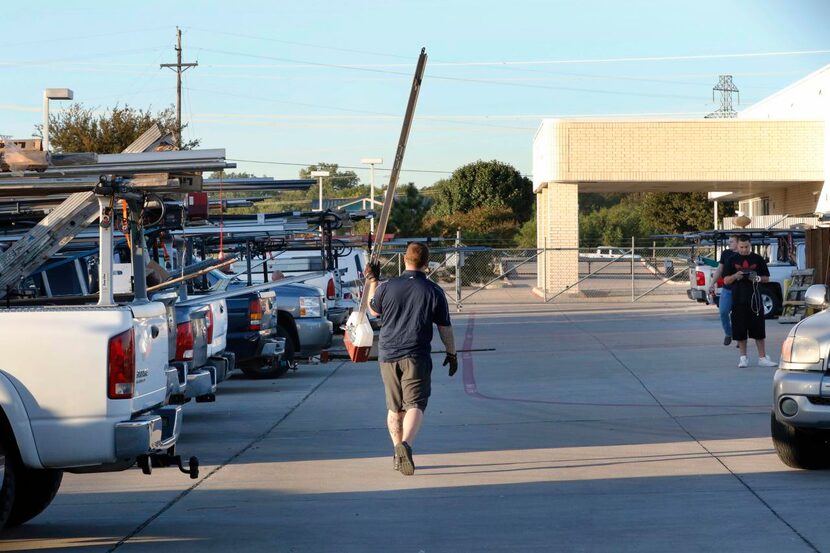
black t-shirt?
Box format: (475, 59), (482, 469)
(370, 270), (451, 362)
(722, 252), (770, 305)
(718, 249), (738, 290)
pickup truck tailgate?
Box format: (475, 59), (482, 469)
(0, 304), (168, 466)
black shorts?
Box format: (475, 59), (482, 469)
(379, 356), (432, 412)
(731, 302), (765, 341)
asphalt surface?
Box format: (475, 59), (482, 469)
(4, 301), (830, 553)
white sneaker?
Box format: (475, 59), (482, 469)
(738, 356), (749, 368)
(758, 356), (778, 367)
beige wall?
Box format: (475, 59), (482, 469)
(767, 182), (824, 215)
(533, 117), (827, 297)
(534, 119), (824, 189)
(536, 183), (579, 294)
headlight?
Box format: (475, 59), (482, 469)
(298, 296), (322, 318)
(780, 335), (821, 364)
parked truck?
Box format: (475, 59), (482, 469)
(0, 191), (200, 530)
(771, 283), (830, 469)
(685, 230), (805, 319)
(0, 147), (234, 530)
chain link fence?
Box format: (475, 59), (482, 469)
(377, 241), (711, 310)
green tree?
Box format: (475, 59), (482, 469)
(429, 160), (534, 222)
(579, 192), (626, 214)
(579, 200), (653, 247)
(42, 103), (199, 153)
(515, 209), (537, 248)
(299, 163), (360, 190)
(388, 183), (431, 236)
(425, 206), (519, 242)
(637, 192), (735, 234)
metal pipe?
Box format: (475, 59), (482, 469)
(631, 236), (635, 302)
(128, 199), (149, 304)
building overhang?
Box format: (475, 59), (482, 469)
(533, 119), (825, 194)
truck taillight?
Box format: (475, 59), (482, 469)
(206, 307), (214, 344)
(249, 298), (262, 331)
(326, 278), (336, 300)
(108, 328), (135, 400)
(176, 321), (194, 360)
(696, 271), (706, 286)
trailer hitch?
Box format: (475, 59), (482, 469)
(137, 452), (200, 479)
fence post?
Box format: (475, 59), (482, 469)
(397, 252), (401, 276)
(631, 236), (635, 302)
(455, 229), (462, 311)
(543, 236), (547, 301)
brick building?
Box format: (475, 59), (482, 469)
(533, 64), (830, 295)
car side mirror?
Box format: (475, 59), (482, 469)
(804, 284), (828, 309)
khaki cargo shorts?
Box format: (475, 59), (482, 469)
(379, 356), (433, 412)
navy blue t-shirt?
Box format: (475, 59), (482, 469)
(370, 270), (451, 362)
(719, 249), (738, 290)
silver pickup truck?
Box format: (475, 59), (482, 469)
(771, 284), (830, 469)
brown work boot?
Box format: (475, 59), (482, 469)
(395, 442), (415, 476)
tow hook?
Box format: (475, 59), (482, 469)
(137, 453), (200, 479)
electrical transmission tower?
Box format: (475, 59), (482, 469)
(705, 75), (739, 119)
(161, 27), (198, 149)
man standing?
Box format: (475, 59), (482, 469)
(365, 242), (457, 476)
(710, 235), (739, 346)
(722, 234), (778, 368)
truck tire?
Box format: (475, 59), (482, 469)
(0, 439), (15, 531)
(770, 411), (830, 470)
(277, 326), (297, 371)
(240, 327), (296, 379)
(760, 287), (782, 319)
(6, 467), (62, 527)
(241, 355), (289, 379)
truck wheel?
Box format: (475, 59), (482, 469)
(770, 411), (830, 469)
(0, 440), (16, 531)
(277, 326), (297, 371)
(6, 467), (62, 527)
(761, 289), (782, 319)
(240, 354), (289, 379)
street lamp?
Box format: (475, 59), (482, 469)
(310, 170), (330, 212)
(42, 88), (74, 153)
(360, 158), (383, 235)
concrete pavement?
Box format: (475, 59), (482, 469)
(4, 301), (830, 552)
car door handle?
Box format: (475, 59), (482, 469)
(151, 325), (160, 339)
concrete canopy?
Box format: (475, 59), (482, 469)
(532, 119), (825, 198)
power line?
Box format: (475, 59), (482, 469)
(0, 46), (167, 68)
(190, 48), (715, 100)
(186, 46), (830, 70)
(228, 158), (454, 175)
(186, 25), (414, 62)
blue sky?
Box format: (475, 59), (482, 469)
(2, 0), (829, 187)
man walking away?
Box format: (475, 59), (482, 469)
(365, 242), (457, 476)
(722, 234), (778, 368)
(710, 235), (739, 346)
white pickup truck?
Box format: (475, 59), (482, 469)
(688, 258), (794, 318)
(0, 152), (233, 530)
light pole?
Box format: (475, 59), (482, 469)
(311, 170), (330, 212)
(42, 88), (74, 152)
(360, 158), (383, 235)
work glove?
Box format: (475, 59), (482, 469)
(365, 262), (380, 282)
(444, 353), (458, 377)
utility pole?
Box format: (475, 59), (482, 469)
(160, 27), (198, 149)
